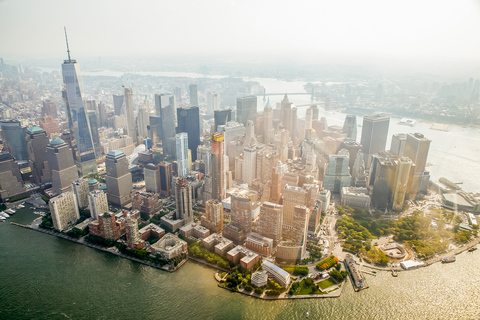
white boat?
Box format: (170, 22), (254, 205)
(0, 212), (10, 218)
(306, 312), (309, 318)
(5, 208), (16, 214)
(399, 118), (416, 126)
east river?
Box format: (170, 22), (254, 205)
(3, 70), (479, 319)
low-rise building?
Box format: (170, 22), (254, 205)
(131, 191), (162, 218)
(340, 187), (371, 209)
(179, 222), (211, 240)
(160, 213), (185, 231)
(202, 233), (234, 255)
(245, 232), (273, 256)
(139, 223), (165, 241)
(344, 254), (365, 289)
(226, 245), (260, 270)
(261, 261), (290, 288)
(276, 240), (305, 262)
(150, 234), (188, 260)
(251, 271), (268, 288)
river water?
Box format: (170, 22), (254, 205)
(1, 207), (480, 320)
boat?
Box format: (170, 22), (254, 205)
(5, 208), (16, 214)
(468, 247), (477, 252)
(306, 312), (309, 318)
(399, 118), (416, 126)
(16, 204), (25, 209)
(442, 257), (456, 263)
(0, 212), (10, 218)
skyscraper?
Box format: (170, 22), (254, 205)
(87, 110), (102, 159)
(242, 145), (257, 185)
(282, 185), (307, 237)
(49, 192), (79, 231)
(144, 163), (161, 194)
(113, 94), (124, 116)
(176, 106), (200, 161)
(323, 149), (352, 194)
(0, 119), (28, 163)
(263, 99), (274, 144)
(155, 94), (176, 159)
(210, 132), (225, 201)
(72, 178), (89, 209)
(105, 150), (132, 207)
(124, 87), (137, 142)
(46, 138), (78, 195)
(230, 193), (252, 234)
(258, 202), (283, 246)
(236, 96), (257, 126)
(360, 114), (390, 159)
(207, 92), (218, 115)
(189, 84), (198, 107)
(202, 200), (224, 233)
(343, 115), (357, 140)
(159, 161), (172, 197)
(61, 35), (97, 175)
(214, 109), (232, 132)
(88, 190), (108, 220)
(174, 177), (193, 224)
(176, 132), (189, 177)
(390, 133), (407, 157)
(0, 153), (24, 201)
(403, 133), (431, 173)
(41, 100), (57, 118)
(26, 126), (51, 184)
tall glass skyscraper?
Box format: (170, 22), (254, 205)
(61, 37), (97, 175)
(177, 106), (200, 161)
(175, 132), (189, 177)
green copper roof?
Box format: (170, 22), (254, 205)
(264, 98), (272, 110)
(88, 179), (98, 184)
(50, 138), (65, 145)
(27, 125), (45, 134)
(107, 150), (124, 157)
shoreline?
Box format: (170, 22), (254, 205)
(10, 221), (185, 273)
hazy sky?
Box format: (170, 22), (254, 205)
(1, 0), (480, 66)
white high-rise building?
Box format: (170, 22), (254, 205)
(124, 87), (137, 142)
(207, 92), (218, 115)
(242, 145), (257, 185)
(72, 178), (89, 209)
(176, 132), (189, 177)
(88, 190), (108, 220)
(49, 192), (80, 231)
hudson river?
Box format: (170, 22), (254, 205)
(1, 209), (479, 320)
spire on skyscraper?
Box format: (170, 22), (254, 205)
(64, 26), (74, 63)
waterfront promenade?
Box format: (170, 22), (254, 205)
(10, 220), (186, 273)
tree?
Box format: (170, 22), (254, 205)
(254, 287), (263, 295)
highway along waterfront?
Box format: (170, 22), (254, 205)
(1, 206), (479, 319)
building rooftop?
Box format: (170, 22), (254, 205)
(88, 179), (98, 185)
(26, 125), (44, 134)
(107, 150), (124, 157)
(49, 138), (65, 145)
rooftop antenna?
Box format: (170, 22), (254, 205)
(64, 26), (71, 61)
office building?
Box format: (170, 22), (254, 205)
(46, 138), (78, 195)
(210, 132), (225, 201)
(223, 193), (252, 244)
(0, 153), (24, 201)
(242, 145), (257, 185)
(174, 177), (194, 224)
(404, 133), (431, 173)
(269, 167), (282, 204)
(340, 187), (370, 209)
(360, 114), (390, 160)
(159, 161), (172, 197)
(207, 92), (218, 115)
(105, 150), (132, 207)
(202, 233), (234, 255)
(323, 149), (352, 194)
(282, 185), (308, 237)
(390, 133), (407, 157)
(39, 115), (61, 136)
(144, 163), (161, 194)
(61, 48), (97, 175)
(72, 178), (89, 209)
(88, 190), (108, 220)
(263, 99), (274, 144)
(148, 115), (162, 147)
(201, 200), (224, 233)
(155, 94), (176, 159)
(0, 119), (28, 163)
(41, 100), (57, 118)
(214, 109), (232, 132)
(113, 94), (124, 116)
(124, 87), (137, 142)
(87, 110), (102, 159)
(245, 232), (273, 256)
(236, 96), (257, 126)
(189, 84), (198, 107)
(261, 261), (291, 288)
(258, 202), (283, 246)
(177, 106), (200, 161)
(175, 133), (189, 177)
(49, 191), (80, 231)
(137, 105), (150, 140)
(292, 205), (309, 256)
(343, 115), (357, 140)
(26, 126), (51, 184)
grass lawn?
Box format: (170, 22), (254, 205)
(293, 280), (324, 295)
(318, 278), (336, 290)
